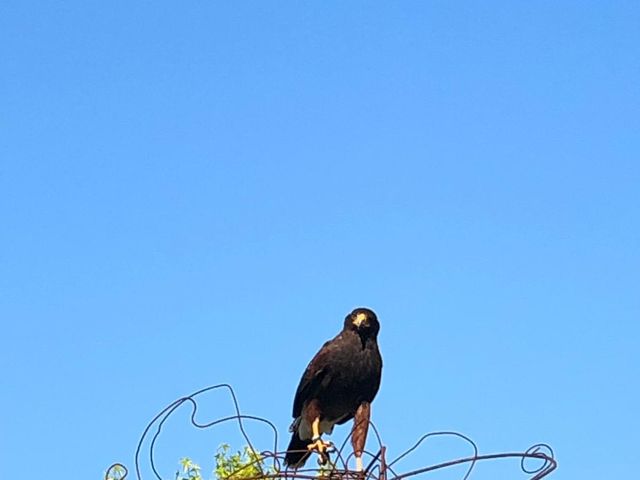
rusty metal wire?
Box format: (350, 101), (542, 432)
(105, 384), (557, 480)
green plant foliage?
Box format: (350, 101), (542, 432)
(105, 445), (268, 480)
(177, 457), (203, 480)
(214, 444), (266, 479)
(172, 444), (267, 480)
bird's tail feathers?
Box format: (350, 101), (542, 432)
(284, 431), (310, 468)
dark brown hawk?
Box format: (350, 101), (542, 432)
(284, 307), (383, 470)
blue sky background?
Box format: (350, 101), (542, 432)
(1, 2), (638, 479)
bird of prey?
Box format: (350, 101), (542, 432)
(284, 307), (383, 471)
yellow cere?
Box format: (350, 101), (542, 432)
(353, 312), (368, 326)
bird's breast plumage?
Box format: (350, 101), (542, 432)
(312, 331), (382, 421)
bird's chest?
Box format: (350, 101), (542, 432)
(318, 344), (380, 411)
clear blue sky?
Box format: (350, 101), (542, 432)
(1, 2), (638, 479)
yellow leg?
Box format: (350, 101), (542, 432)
(355, 456), (363, 472)
(312, 417), (320, 438)
(306, 417), (332, 462)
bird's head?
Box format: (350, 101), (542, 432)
(344, 307), (380, 337)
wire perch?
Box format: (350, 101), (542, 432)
(105, 384), (557, 480)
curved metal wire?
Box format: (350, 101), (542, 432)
(133, 384), (276, 480)
(388, 431), (478, 480)
(106, 384), (557, 480)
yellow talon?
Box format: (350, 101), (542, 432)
(306, 438), (332, 453)
(306, 417), (333, 463)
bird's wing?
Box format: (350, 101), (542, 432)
(291, 336), (341, 418)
